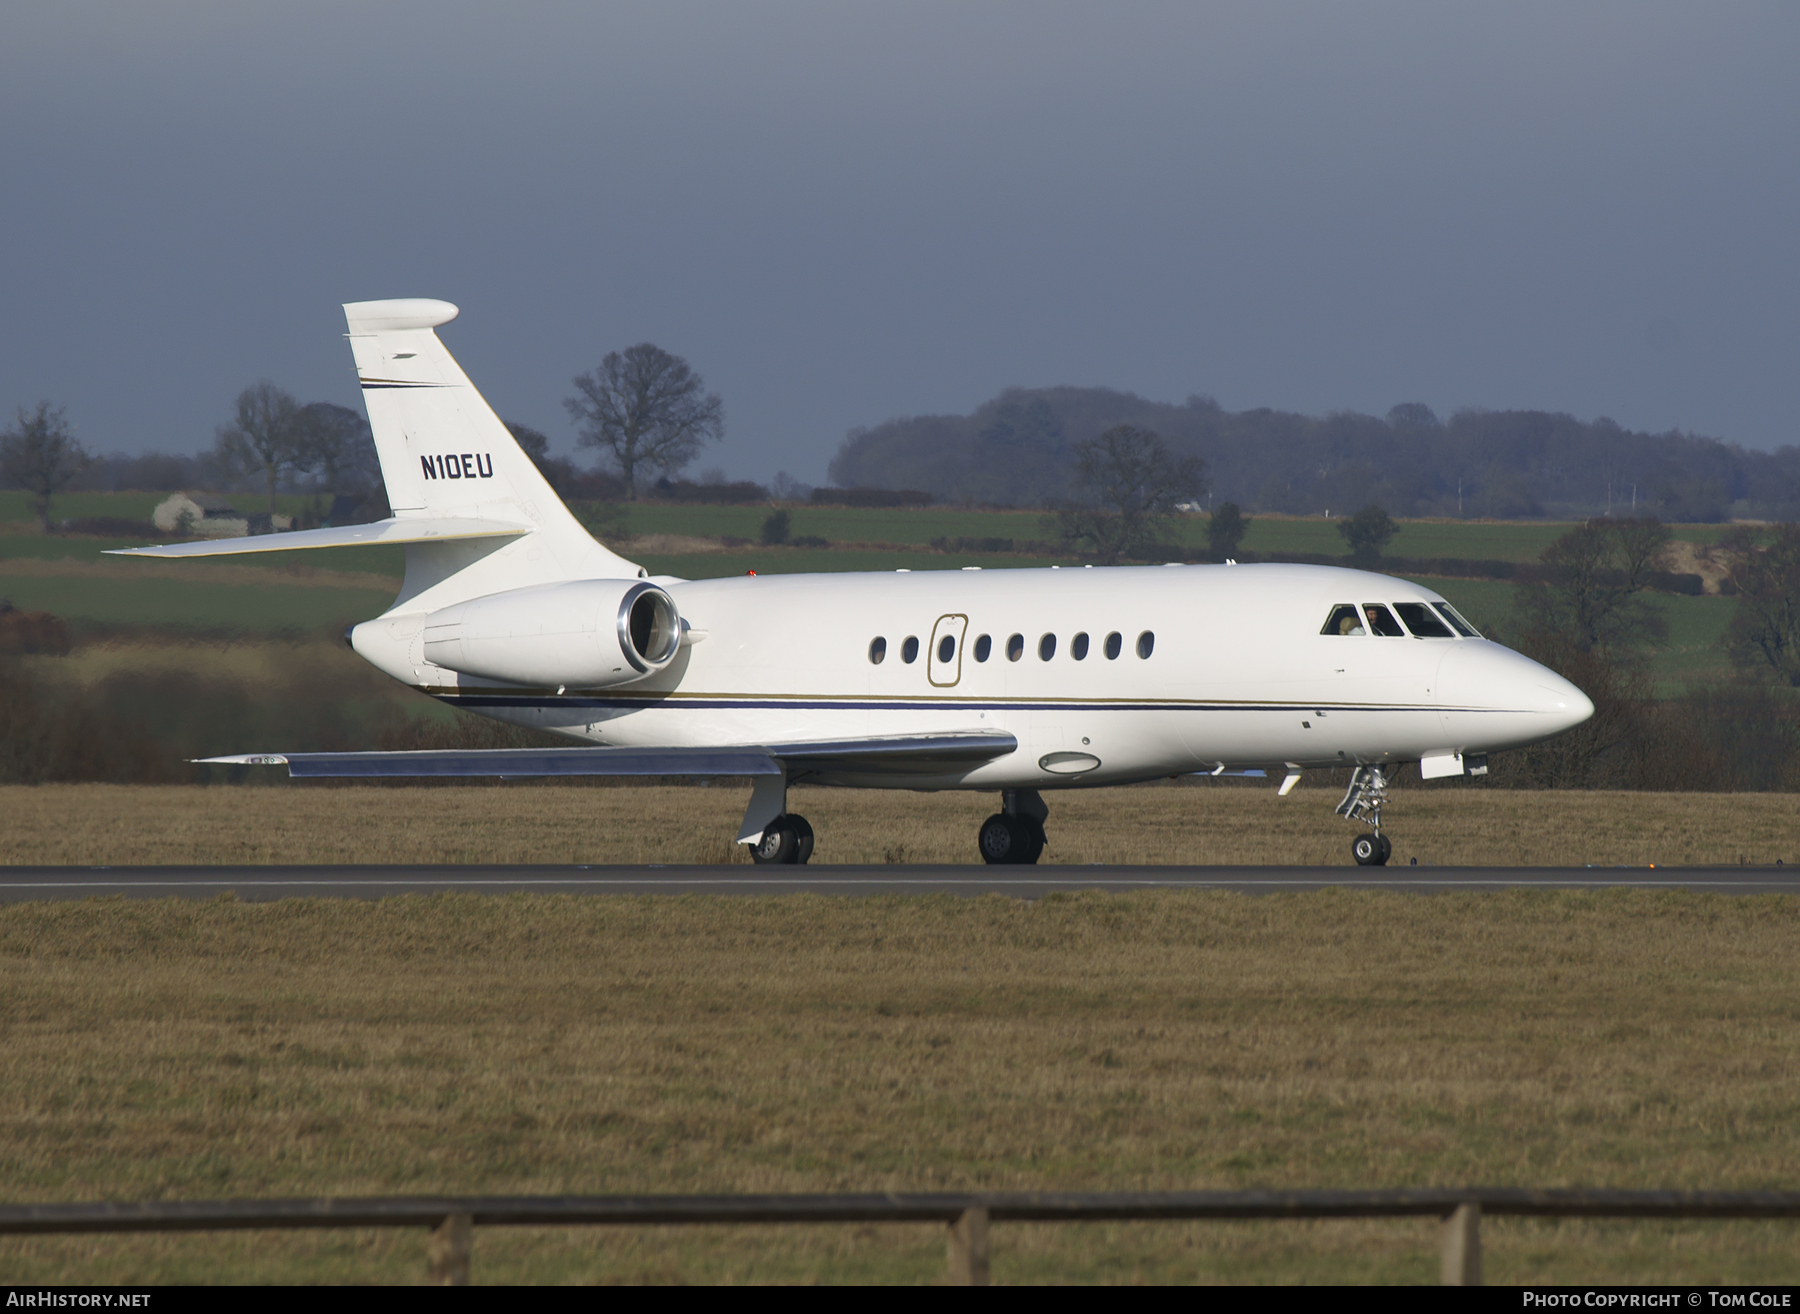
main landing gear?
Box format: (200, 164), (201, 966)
(750, 813), (814, 864)
(979, 789), (1048, 865)
(1336, 765), (1393, 867)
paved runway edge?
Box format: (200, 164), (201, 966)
(1, 864), (1796, 901)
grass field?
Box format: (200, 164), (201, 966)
(5, 783), (1796, 868)
(0, 878), (1795, 1283)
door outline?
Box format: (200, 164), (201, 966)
(928, 613), (969, 688)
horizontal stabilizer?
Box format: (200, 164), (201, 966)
(103, 518), (533, 559)
(199, 731), (1019, 780)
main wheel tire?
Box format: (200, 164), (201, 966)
(751, 817), (799, 864)
(1375, 833), (1392, 865)
(978, 813), (1025, 865)
(1352, 833), (1384, 866)
(790, 814), (815, 865)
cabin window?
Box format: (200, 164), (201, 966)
(902, 636), (920, 663)
(868, 637), (887, 664)
(1433, 602), (1481, 638)
(1071, 632), (1090, 660)
(938, 635), (956, 663)
(1394, 602), (1454, 638)
(1362, 604), (1405, 637)
(974, 634), (992, 662)
(1039, 633), (1056, 661)
(1136, 630), (1155, 659)
(1322, 604), (1364, 636)
(1104, 631), (1122, 660)
(1007, 633), (1024, 661)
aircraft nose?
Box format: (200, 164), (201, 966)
(1436, 640), (1595, 739)
(1542, 669), (1595, 733)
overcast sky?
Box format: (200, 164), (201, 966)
(2, 2), (1795, 482)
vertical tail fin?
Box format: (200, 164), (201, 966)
(343, 299), (640, 608)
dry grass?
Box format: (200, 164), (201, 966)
(2, 783), (1797, 867)
(0, 890), (1796, 1284)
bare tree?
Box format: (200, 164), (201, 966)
(295, 401), (377, 495)
(1721, 523), (1800, 686)
(1514, 517), (1671, 652)
(1048, 425), (1206, 565)
(564, 345), (724, 500)
(214, 382), (308, 512)
(0, 402), (87, 532)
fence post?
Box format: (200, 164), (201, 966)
(1440, 1202), (1481, 1286)
(427, 1212), (472, 1286)
(947, 1206), (990, 1285)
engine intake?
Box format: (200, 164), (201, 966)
(421, 579), (681, 687)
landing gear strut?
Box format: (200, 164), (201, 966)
(751, 813), (814, 864)
(1336, 766), (1392, 867)
(979, 789), (1048, 865)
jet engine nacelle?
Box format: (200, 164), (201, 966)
(421, 579), (681, 687)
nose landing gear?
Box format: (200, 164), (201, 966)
(1337, 766), (1392, 867)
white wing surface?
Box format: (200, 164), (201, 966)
(105, 518), (531, 559)
(199, 731), (1021, 779)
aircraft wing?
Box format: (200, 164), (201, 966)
(103, 517), (533, 559)
(198, 731), (1020, 779)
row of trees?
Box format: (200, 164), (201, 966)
(828, 386), (1800, 521)
(2, 342), (727, 526)
(1489, 516), (1800, 790)
(1034, 422), (1401, 569)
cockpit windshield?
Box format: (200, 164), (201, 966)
(1393, 602), (1454, 638)
(1432, 602), (1481, 638)
(1324, 600), (1480, 639)
(1362, 603), (1405, 637)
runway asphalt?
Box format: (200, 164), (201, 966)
(0, 864), (1796, 901)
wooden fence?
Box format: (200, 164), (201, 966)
(3, 1188), (1798, 1285)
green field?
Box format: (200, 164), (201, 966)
(0, 493), (1750, 692)
(604, 502), (1749, 562)
(1, 489), (340, 528)
(0, 571), (393, 634)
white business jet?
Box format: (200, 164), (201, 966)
(111, 299), (1593, 867)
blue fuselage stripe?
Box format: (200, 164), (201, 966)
(433, 694), (1504, 715)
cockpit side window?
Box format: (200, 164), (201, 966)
(1363, 603), (1405, 637)
(1433, 602), (1481, 638)
(1394, 602), (1454, 638)
(1322, 604), (1365, 636)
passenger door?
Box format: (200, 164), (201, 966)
(928, 614), (969, 688)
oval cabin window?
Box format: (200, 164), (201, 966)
(902, 636), (920, 663)
(1038, 633), (1056, 661)
(1006, 633), (1024, 662)
(938, 635), (955, 663)
(1104, 632), (1122, 660)
(1136, 631), (1155, 659)
(1071, 632), (1089, 660)
(868, 637), (886, 664)
(973, 634), (992, 662)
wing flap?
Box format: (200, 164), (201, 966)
(197, 731), (1019, 779)
(104, 518), (533, 560)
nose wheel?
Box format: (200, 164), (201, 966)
(1338, 767), (1394, 867)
